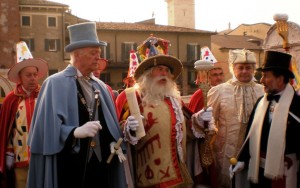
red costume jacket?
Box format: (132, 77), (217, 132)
(0, 85), (39, 187)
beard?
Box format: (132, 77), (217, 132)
(136, 73), (180, 106)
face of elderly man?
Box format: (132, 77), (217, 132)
(233, 63), (255, 83)
(74, 47), (101, 76)
(151, 65), (172, 85)
(19, 66), (39, 92)
(209, 68), (224, 86)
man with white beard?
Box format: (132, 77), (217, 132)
(116, 36), (217, 187)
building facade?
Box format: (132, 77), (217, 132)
(0, 0), (215, 102)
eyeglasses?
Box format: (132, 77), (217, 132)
(210, 73), (224, 77)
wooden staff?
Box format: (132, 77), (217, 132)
(106, 138), (123, 164)
(194, 60), (215, 168)
(198, 70), (214, 167)
(82, 89), (100, 188)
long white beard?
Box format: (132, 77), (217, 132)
(137, 75), (180, 106)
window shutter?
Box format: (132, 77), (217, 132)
(187, 44), (192, 62)
(106, 43), (110, 59)
(31, 39), (35, 51)
(121, 43), (126, 62)
(133, 43), (137, 51)
(197, 44), (201, 60)
(56, 39), (61, 51)
(45, 39), (49, 51)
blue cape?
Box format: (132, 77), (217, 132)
(27, 65), (126, 188)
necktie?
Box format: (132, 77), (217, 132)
(266, 94), (280, 103)
(267, 94), (280, 123)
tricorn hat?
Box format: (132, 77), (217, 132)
(65, 22), (107, 52)
(134, 35), (182, 80)
(228, 49), (256, 64)
(257, 50), (294, 78)
(8, 41), (48, 83)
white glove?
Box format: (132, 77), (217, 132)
(6, 152), (14, 170)
(126, 116), (139, 131)
(110, 142), (126, 163)
(229, 161), (245, 179)
(74, 121), (102, 138)
(194, 107), (214, 129)
(197, 107), (213, 122)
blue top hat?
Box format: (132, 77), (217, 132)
(65, 22), (107, 52)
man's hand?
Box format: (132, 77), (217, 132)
(194, 107), (214, 129)
(126, 116), (139, 131)
(74, 121), (102, 138)
(110, 142), (126, 163)
(229, 161), (245, 179)
(197, 107), (213, 122)
(5, 152), (14, 170)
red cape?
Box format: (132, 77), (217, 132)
(0, 90), (21, 178)
(188, 89), (204, 113)
(0, 85), (39, 182)
(115, 91), (127, 120)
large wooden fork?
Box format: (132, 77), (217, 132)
(276, 20), (289, 50)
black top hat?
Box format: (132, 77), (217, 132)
(257, 50), (294, 78)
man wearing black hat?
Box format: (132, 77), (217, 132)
(230, 50), (300, 188)
(27, 22), (127, 188)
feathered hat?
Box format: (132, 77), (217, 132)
(134, 34), (183, 80)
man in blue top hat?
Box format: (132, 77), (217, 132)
(27, 22), (127, 188)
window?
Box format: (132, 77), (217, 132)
(187, 43), (200, 63)
(45, 39), (61, 52)
(64, 22), (70, 30)
(48, 17), (57, 27)
(122, 42), (137, 62)
(100, 43), (110, 60)
(100, 72), (110, 83)
(188, 70), (198, 88)
(21, 16), (31, 27)
(21, 38), (34, 51)
(122, 72), (128, 80)
(49, 69), (58, 76)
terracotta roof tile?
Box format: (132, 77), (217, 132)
(96, 22), (216, 33)
(19, 0), (68, 7)
(212, 35), (263, 50)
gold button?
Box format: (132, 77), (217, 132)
(90, 140), (96, 147)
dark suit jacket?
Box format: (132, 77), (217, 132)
(239, 91), (300, 164)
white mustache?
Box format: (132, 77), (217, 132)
(152, 76), (168, 82)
